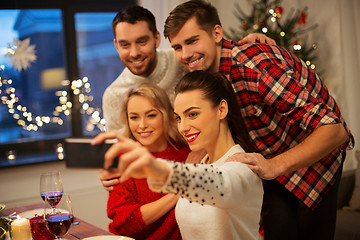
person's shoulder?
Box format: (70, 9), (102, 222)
(227, 40), (293, 69)
(157, 48), (188, 76)
(105, 67), (143, 92)
(103, 73), (125, 98)
(230, 40), (278, 56)
(105, 70), (128, 89)
(158, 48), (180, 63)
(158, 48), (174, 54)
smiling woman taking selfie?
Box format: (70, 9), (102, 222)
(93, 70), (263, 240)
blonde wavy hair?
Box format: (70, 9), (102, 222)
(119, 82), (183, 147)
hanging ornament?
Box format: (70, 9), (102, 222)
(274, 6), (283, 18)
(5, 38), (37, 71)
(298, 11), (307, 25)
(275, 6), (284, 14)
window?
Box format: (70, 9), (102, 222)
(74, 12), (124, 136)
(0, 0), (135, 168)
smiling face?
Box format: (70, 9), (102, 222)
(127, 95), (168, 152)
(114, 21), (160, 77)
(174, 89), (221, 152)
(169, 17), (223, 73)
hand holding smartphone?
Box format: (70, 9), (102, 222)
(64, 138), (118, 169)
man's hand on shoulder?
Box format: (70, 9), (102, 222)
(238, 33), (276, 46)
(225, 152), (281, 180)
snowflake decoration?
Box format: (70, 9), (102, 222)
(5, 38), (37, 71)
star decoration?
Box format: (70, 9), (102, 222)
(5, 38), (37, 71)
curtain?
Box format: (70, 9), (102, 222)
(339, 0), (360, 170)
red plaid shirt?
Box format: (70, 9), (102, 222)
(219, 38), (354, 209)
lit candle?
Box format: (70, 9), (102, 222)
(11, 216), (32, 240)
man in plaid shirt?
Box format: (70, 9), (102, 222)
(164, 1), (354, 239)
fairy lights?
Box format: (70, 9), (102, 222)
(0, 65), (106, 132)
(56, 143), (64, 160)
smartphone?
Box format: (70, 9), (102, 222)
(64, 138), (118, 169)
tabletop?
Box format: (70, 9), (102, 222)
(2, 202), (113, 239)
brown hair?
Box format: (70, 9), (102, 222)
(164, 0), (222, 39)
(120, 82), (183, 148)
(112, 5), (157, 38)
(175, 70), (256, 152)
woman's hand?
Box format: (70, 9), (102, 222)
(99, 169), (121, 191)
(92, 132), (171, 183)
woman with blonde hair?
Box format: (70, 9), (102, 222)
(104, 82), (190, 240)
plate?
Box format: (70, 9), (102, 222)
(82, 236), (134, 240)
(18, 208), (44, 219)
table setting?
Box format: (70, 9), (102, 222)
(0, 171), (134, 240)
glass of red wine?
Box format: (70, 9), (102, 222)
(40, 171), (64, 213)
(44, 192), (74, 240)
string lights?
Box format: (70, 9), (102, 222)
(267, 6), (317, 70)
(0, 64), (106, 133)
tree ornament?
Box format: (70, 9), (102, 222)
(275, 6), (284, 14)
(298, 11), (307, 25)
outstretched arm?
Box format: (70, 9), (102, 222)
(97, 136), (204, 192)
(226, 124), (347, 180)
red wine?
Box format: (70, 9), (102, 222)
(30, 215), (56, 240)
(41, 191), (63, 207)
(45, 214), (73, 237)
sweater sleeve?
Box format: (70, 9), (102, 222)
(107, 179), (148, 236)
(149, 158), (262, 209)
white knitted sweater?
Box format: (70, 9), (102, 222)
(102, 48), (188, 132)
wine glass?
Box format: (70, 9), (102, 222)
(40, 171), (64, 213)
(44, 192), (74, 240)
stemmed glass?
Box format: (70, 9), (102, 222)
(44, 192), (74, 240)
(40, 171), (64, 213)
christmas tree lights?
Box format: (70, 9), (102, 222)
(225, 0), (320, 73)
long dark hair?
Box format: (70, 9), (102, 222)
(175, 70), (255, 152)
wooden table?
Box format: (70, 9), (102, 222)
(2, 203), (113, 239)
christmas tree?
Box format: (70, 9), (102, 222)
(225, 0), (321, 75)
